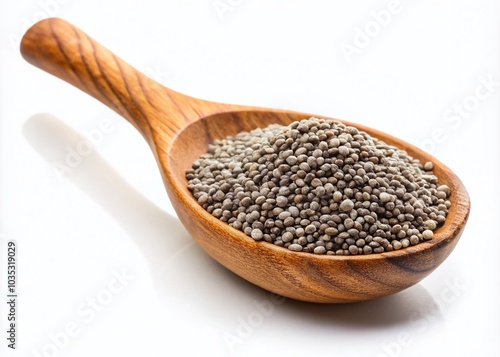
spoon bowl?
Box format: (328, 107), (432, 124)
(21, 18), (470, 303)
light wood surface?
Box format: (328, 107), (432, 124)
(21, 18), (470, 303)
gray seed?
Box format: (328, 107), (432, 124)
(356, 238), (365, 247)
(288, 244), (303, 252)
(348, 245), (359, 255)
(424, 220), (437, 230)
(305, 224), (317, 234)
(187, 117), (450, 256)
(282, 232), (294, 242)
(324, 183), (334, 194)
(288, 206), (300, 217)
(422, 230), (433, 240)
(255, 196), (266, 205)
(214, 190), (225, 201)
(339, 199), (354, 212)
(338, 146), (350, 156)
(344, 218), (354, 229)
(276, 196), (288, 207)
(251, 229), (263, 240)
(379, 192), (392, 203)
(286, 156), (298, 165)
(313, 246), (326, 254)
(330, 138), (340, 147)
(240, 197), (252, 207)
(437, 185), (450, 195)
(198, 194), (208, 204)
(325, 227), (338, 236)
(333, 191), (343, 202)
(391, 224), (402, 234)
(278, 211), (291, 220)
(311, 178), (322, 188)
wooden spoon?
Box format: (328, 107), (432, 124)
(21, 18), (470, 303)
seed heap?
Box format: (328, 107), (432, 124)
(186, 118), (450, 255)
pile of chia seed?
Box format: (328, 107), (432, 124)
(186, 118), (450, 255)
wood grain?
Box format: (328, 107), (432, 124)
(21, 18), (471, 303)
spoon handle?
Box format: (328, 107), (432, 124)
(20, 17), (220, 146)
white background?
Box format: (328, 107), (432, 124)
(1, 0), (499, 356)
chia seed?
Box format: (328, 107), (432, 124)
(186, 117), (450, 255)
